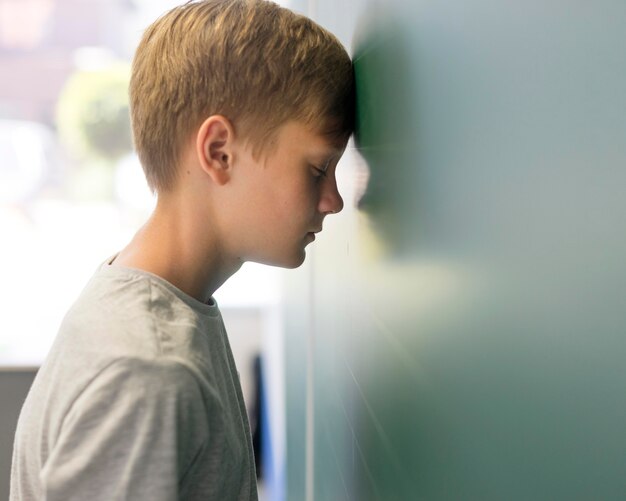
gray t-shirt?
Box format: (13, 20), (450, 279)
(10, 258), (258, 500)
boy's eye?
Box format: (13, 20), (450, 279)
(311, 165), (328, 180)
(311, 157), (334, 180)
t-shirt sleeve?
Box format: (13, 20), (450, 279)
(40, 357), (210, 501)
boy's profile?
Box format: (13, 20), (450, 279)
(10, 0), (354, 499)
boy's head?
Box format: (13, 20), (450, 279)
(129, 0), (355, 194)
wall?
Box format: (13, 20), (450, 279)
(283, 1), (626, 499)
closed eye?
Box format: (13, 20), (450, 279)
(311, 165), (328, 179)
(312, 157), (334, 179)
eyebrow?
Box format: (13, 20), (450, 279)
(310, 153), (339, 172)
(313, 147), (344, 163)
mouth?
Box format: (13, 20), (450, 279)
(306, 227), (322, 242)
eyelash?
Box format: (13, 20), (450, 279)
(312, 165), (328, 179)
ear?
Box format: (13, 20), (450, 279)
(195, 115), (235, 185)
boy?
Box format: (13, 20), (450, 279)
(10, 0), (354, 499)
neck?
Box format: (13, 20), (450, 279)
(112, 194), (242, 303)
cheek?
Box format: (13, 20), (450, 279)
(252, 174), (318, 232)
(274, 178), (315, 212)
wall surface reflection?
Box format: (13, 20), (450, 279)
(283, 0), (626, 500)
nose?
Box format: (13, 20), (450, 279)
(318, 176), (344, 215)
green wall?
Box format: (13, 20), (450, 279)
(284, 1), (626, 499)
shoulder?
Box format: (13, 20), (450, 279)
(73, 356), (210, 408)
(57, 265), (216, 361)
(55, 357), (215, 450)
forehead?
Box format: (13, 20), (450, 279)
(276, 120), (347, 158)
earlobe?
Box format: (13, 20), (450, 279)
(196, 115), (234, 185)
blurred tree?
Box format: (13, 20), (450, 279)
(56, 64), (132, 165)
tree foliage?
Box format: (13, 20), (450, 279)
(57, 65), (132, 164)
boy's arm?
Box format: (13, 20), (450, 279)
(41, 357), (210, 500)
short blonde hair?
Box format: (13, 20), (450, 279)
(130, 0), (355, 193)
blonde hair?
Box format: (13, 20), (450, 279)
(130, 0), (355, 193)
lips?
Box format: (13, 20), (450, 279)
(306, 227), (322, 241)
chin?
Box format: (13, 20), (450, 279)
(277, 252), (307, 269)
(284, 255), (306, 269)
(287, 248), (308, 268)
(253, 250), (307, 269)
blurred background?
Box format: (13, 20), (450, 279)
(2, 0), (626, 500)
